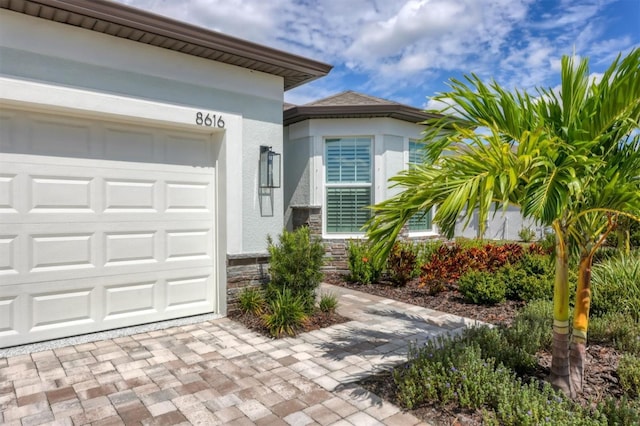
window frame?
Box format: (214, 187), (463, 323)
(407, 139), (435, 235)
(323, 136), (373, 237)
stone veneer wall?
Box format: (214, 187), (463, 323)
(226, 253), (270, 313)
(291, 205), (442, 275)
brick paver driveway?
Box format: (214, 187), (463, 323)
(0, 283), (478, 425)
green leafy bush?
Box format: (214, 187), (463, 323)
(499, 254), (553, 302)
(618, 355), (640, 398)
(591, 254), (640, 320)
(238, 287), (265, 316)
(267, 227), (325, 312)
(262, 288), (308, 338)
(386, 241), (418, 286)
(458, 270), (506, 305)
(346, 239), (382, 284)
(318, 292), (338, 313)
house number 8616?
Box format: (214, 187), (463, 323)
(195, 112), (225, 128)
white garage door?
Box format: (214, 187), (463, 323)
(0, 109), (218, 347)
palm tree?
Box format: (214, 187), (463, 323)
(365, 48), (640, 397)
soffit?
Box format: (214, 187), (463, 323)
(0, 0), (332, 90)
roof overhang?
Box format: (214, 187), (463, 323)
(1, 0), (333, 90)
(283, 104), (442, 126)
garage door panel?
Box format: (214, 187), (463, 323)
(104, 281), (158, 320)
(166, 181), (211, 211)
(29, 116), (94, 158)
(30, 175), (94, 212)
(104, 231), (158, 266)
(30, 232), (96, 272)
(0, 174), (17, 213)
(0, 234), (18, 275)
(0, 110), (218, 347)
(31, 289), (94, 331)
(105, 179), (157, 212)
(0, 222), (214, 286)
(0, 297), (18, 338)
(104, 127), (157, 163)
(165, 134), (212, 167)
(167, 275), (210, 310)
(0, 266), (214, 347)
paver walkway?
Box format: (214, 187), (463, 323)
(0, 283), (479, 425)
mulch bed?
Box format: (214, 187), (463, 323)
(228, 309), (350, 338)
(325, 273), (625, 425)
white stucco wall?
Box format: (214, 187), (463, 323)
(283, 127), (313, 229)
(454, 205), (547, 241)
(284, 117), (434, 238)
(0, 9), (284, 255)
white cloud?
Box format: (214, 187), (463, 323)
(115, 0), (638, 106)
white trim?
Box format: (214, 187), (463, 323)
(322, 135), (374, 238)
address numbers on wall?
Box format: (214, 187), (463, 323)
(195, 112), (225, 128)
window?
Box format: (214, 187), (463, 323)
(408, 140), (432, 232)
(325, 137), (372, 233)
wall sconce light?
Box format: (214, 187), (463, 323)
(259, 146), (281, 188)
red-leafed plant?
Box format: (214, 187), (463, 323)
(387, 241), (418, 287)
(419, 242), (527, 292)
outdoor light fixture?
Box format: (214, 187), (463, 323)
(259, 145), (281, 188)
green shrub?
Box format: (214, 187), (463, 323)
(414, 240), (444, 271)
(346, 239), (382, 284)
(318, 292), (338, 313)
(518, 227), (537, 242)
(510, 299), (554, 351)
(454, 237), (486, 249)
(591, 254), (640, 320)
(267, 227), (325, 312)
(596, 396), (640, 425)
(393, 333), (603, 425)
(238, 287), (265, 316)
(386, 241), (418, 286)
(618, 355), (640, 398)
(499, 254), (553, 302)
(458, 270), (506, 305)
(589, 313), (640, 355)
(540, 232), (556, 253)
(463, 326), (538, 374)
(263, 288), (308, 338)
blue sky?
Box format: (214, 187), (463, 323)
(117, 0), (639, 110)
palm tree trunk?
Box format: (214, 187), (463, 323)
(570, 252), (592, 394)
(549, 230), (573, 397)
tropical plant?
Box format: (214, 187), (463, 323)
(346, 239), (382, 284)
(318, 292), (339, 313)
(518, 227), (537, 242)
(238, 287), (266, 316)
(267, 226), (325, 313)
(262, 288), (308, 337)
(386, 241), (418, 286)
(365, 48), (640, 397)
(590, 253), (640, 320)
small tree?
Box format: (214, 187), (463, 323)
(266, 227), (325, 313)
(366, 48), (640, 397)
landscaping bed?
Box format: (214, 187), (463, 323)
(329, 240), (640, 425)
(329, 275), (625, 424)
